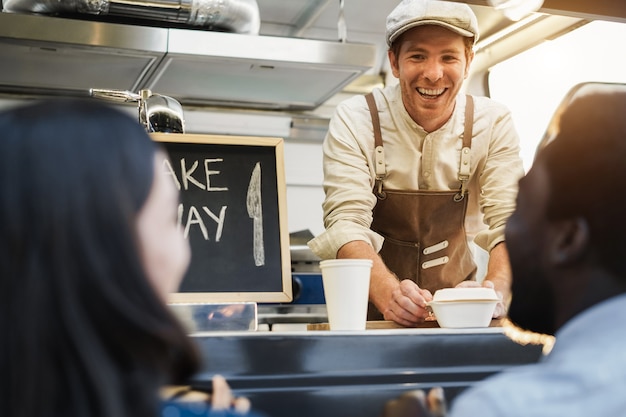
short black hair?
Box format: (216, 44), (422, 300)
(540, 90), (626, 277)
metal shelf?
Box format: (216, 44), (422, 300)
(0, 11), (377, 110)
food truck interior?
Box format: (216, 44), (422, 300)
(1, 1), (625, 416)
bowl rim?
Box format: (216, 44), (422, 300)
(427, 299), (498, 305)
(431, 287), (499, 302)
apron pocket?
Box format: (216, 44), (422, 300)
(378, 235), (421, 284)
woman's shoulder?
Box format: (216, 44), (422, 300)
(160, 386), (269, 417)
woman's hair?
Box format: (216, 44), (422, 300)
(0, 99), (200, 417)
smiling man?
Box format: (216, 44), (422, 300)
(308, 0), (524, 327)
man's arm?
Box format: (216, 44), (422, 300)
(469, 100), (520, 318)
(483, 242), (512, 317)
(457, 242), (511, 318)
(337, 240), (432, 326)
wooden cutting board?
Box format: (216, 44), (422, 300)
(307, 319), (503, 331)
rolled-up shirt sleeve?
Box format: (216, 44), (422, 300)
(471, 99), (524, 252)
(308, 97), (384, 260)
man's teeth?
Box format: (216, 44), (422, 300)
(418, 88), (445, 96)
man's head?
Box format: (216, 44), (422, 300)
(385, 0), (478, 132)
(386, 0), (478, 56)
(506, 89), (626, 336)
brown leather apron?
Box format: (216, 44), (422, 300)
(365, 93), (477, 320)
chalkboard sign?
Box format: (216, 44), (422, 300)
(151, 133), (292, 303)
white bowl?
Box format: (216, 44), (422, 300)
(431, 287), (498, 302)
(428, 288), (498, 328)
(428, 300), (497, 328)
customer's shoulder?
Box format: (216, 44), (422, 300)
(449, 363), (550, 417)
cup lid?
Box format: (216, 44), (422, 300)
(319, 259), (373, 268)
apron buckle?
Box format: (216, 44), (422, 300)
(456, 172), (469, 201)
(375, 177), (387, 199)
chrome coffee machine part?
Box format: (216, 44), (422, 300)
(90, 88), (185, 134)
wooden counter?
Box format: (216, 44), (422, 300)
(307, 318), (504, 331)
(189, 323), (544, 417)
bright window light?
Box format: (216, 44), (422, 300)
(488, 20), (626, 172)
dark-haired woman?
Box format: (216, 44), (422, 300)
(0, 99), (261, 417)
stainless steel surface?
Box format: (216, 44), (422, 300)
(0, 10), (376, 110)
(0, 13), (166, 96)
(169, 302), (258, 332)
(3, 0), (260, 33)
(90, 88), (142, 103)
(257, 304), (327, 329)
(90, 88), (186, 133)
(143, 91), (185, 133)
(289, 229), (320, 267)
(144, 27), (376, 110)
(256, 271), (326, 330)
(290, 230), (321, 273)
(3, 0), (110, 15)
(189, 329), (544, 417)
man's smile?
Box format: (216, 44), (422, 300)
(416, 87), (447, 98)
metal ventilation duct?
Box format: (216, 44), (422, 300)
(2, 0), (260, 34)
(0, 7), (376, 110)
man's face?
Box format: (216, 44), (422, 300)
(388, 25), (472, 132)
(505, 160), (558, 335)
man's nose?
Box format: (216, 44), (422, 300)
(423, 59), (443, 82)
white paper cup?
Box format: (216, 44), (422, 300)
(319, 259), (373, 331)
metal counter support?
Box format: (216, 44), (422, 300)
(190, 329), (544, 417)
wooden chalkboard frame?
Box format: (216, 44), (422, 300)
(151, 133), (292, 303)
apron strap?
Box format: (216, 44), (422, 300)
(365, 92), (386, 198)
(459, 95), (474, 197)
(365, 92), (475, 198)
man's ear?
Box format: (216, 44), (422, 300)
(549, 217), (589, 265)
(388, 49), (400, 79)
(464, 50), (475, 79)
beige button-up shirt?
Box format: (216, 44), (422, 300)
(308, 84), (524, 260)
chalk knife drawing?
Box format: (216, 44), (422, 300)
(246, 162), (264, 266)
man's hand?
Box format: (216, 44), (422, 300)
(160, 375), (251, 415)
(381, 279), (433, 326)
(382, 387), (447, 417)
(455, 279), (506, 318)
(337, 241), (434, 327)
(211, 375), (251, 414)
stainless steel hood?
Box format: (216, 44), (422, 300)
(0, 11), (377, 110)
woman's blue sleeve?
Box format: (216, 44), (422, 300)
(161, 400), (269, 417)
